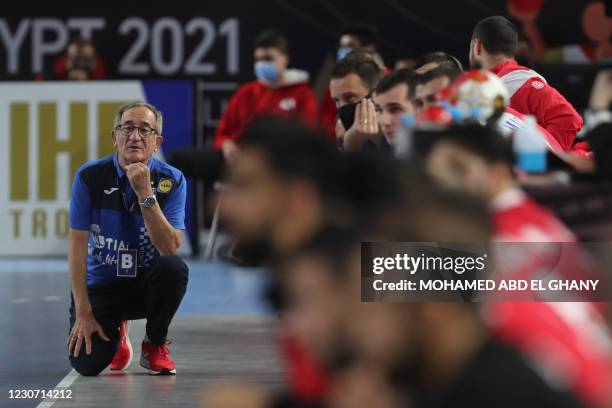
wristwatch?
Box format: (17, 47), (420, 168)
(139, 195), (157, 209)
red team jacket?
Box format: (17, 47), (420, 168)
(490, 60), (584, 152)
(213, 69), (318, 149)
(487, 188), (612, 407)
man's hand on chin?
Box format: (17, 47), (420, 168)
(125, 162), (153, 198)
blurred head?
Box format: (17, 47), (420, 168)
(253, 30), (289, 83)
(283, 228), (361, 366)
(414, 51), (463, 75)
(221, 117), (340, 258)
(345, 183), (490, 385)
(330, 53), (383, 108)
(425, 124), (514, 200)
(112, 102), (163, 166)
(470, 16), (518, 69)
(66, 38), (97, 80)
(373, 69), (417, 144)
(377, 165), (492, 242)
(414, 65), (462, 112)
(337, 23), (379, 60)
(338, 153), (408, 235)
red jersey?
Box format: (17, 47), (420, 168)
(319, 86), (338, 142)
(491, 188), (576, 242)
(486, 188), (612, 407)
(279, 329), (329, 403)
(490, 60), (583, 152)
(213, 69), (318, 149)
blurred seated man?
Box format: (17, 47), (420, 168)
(319, 23), (384, 139)
(336, 22), (384, 67)
(373, 68), (417, 148)
(470, 16), (583, 151)
(53, 38), (106, 80)
(424, 124), (612, 407)
(284, 201), (586, 408)
(214, 30), (318, 165)
(330, 52), (384, 151)
(581, 69), (612, 135)
(414, 65), (462, 113)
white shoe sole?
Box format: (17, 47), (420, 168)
(110, 322), (133, 371)
(139, 356), (176, 375)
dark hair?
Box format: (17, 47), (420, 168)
(254, 29), (289, 54)
(414, 51), (463, 72)
(433, 123), (514, 165)
(297, 226), (361, 283)
(68, 37), (93, 49)
(415, 64), (463, 86)
(472, 16), (518, 57)
(339, 22), (379, 48)
(331, 52), (383, 91)
(376, 68), (418, 100)
(241, 116), (341, 198)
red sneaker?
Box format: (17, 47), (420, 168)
(140, 340), (176, 375)
(109, 321), (133, 371)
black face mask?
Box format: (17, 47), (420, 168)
(337, 91), (374, 131)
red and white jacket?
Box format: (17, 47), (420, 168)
(214, 69), (318, 149)
(490, 60), (584, 153)
(485, 188), (612, 407)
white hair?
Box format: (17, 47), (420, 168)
(113, 101), (163, 134)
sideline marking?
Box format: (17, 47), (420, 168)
(35, 369), (78, 408)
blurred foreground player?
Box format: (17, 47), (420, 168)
(67, 102), (188, 376)
(425, 124), (612, 407)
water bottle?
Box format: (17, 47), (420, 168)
(513, 116), (547, 172)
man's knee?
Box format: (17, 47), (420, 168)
(69, 347), (115, 376)
(68, 332), (118, 376)
(70, 357), (107, 376)
(154, 254), (189, 286)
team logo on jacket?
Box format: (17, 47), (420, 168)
(279, 98), (296, 111)
(157, 178), (174, 193)
(532, 80), (545, 89)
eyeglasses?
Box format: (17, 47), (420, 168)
(115, 124), (158, 138)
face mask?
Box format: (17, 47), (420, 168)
(337, 46), (353, 61)
(254, 61), (280, 82)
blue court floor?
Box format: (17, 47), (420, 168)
(0, 259), (282, 408)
